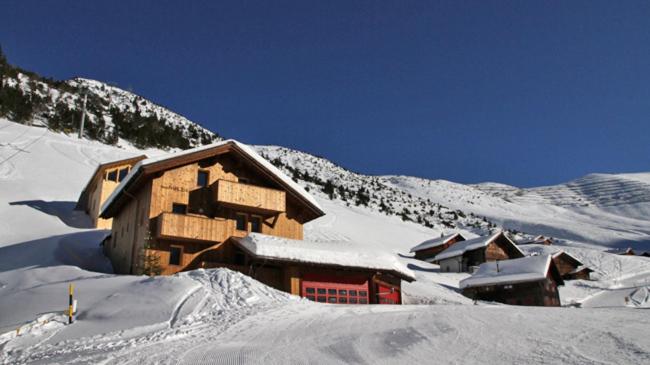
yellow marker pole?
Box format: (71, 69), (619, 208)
(68, 284), (74, 324)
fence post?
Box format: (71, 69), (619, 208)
(68, 284), (74, 324)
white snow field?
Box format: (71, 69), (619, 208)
(1, 119), (649, 364)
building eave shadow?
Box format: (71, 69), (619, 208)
(9, 200), (93, 229)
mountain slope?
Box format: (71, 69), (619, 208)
(257, 145), (650, 250)
(0, 50), (219, 149)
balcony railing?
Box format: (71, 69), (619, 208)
(155, 212), (233, 243)
(213, 179), (286, 214)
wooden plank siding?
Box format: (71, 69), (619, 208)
(462, 274), (561, 307)
(155, 213), (234, 243)
(213, 179), (286, 214)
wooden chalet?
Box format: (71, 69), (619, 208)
(433, 231), (525, 273)
(76, 155), (147, 228)
(518, 235), (553, 246)
(552, 251), (592, 280)
(98, 139), (412, 304)
(228, 233), (415, 304)
(409, 233), (466, 261)
(459, 255), (564, 307)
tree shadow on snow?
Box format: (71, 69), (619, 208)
(0, 230), (113, 273)
(9, 200), (93, 229)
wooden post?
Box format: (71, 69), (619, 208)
(78, 94), (87, 139)
(68, 283), (74, 324)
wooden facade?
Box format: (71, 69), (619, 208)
(101, 143), (322, 276)
(552, 251), (592, 280)
(462, 275), (562, 307)
(76, 155), (147, 229)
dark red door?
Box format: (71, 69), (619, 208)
(376, 283), (401, 304)
(301, 273), (370, 304)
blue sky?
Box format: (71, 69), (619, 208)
(2, 1), (649, 187)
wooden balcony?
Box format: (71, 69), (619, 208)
(155, 212), (233, 243)
(213, 179), (286, 214)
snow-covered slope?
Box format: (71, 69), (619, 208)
(1, 119), (649, 364)
(256, 145), (650, 250)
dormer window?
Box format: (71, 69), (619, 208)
(197, 170), (209, 187)
(118, 167), (130, 181)
(106, 170), (118, 182)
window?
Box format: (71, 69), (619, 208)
(197, 170), (209, 187)
(118, 167), (129, 182)
(169, 246), (182, 266)
(250, 216), (262, 233)
(172, 203), (187, 214)
(107, 170), (118, 182)
(236, 213), (247, 231)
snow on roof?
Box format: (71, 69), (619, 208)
(234, 233), (416, 281)
(552, 250), (584, 266)
(459, 255), (553, 289)
(409, 233), (463, 253)
(433, 231), (523, 262)
(100, 139), (323, 216)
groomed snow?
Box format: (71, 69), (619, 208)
(459, 255), (553, 289)
(235, 233), (416, 280)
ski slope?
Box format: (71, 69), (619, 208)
(0, 119), (649, 364)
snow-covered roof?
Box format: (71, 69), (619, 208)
(409, 233), (464, 253)
(233, 233), (416, 281)
(552, 250), (584, 266)
(459, 255), (554, 289)
(433, 231), (523, 261)
(100, 139), (323, 217)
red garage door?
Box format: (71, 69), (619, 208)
(377, 283), (401, 304)
(301, 273), (370, 304)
